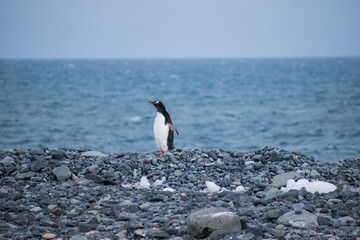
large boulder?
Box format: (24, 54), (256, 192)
(186, 207), (242, 239)
(277, 209), (319, 228)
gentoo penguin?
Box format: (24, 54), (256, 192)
(149, 100), (179, 156)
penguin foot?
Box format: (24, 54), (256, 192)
(157, 151), (167, 156)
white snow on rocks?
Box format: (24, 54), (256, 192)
(202, 181), (247, 194)
(280, 179), (337, 194)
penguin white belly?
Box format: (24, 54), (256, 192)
(153, 112), (169, 152)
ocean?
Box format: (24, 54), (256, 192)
(1, 58), (359, 162)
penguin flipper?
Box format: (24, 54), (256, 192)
(167, 123), (179, 135)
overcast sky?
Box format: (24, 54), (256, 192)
(0, 0), (359, 59)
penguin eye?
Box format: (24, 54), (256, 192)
(155, 101), (159, 104)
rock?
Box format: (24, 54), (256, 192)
(134, 229), (147, 237)
(174, 170), (183, 177)
(317, 216), (331, 226)
(48, 149), (65, 159)
(81, 151), (107, 158)
(283, 153), (291, 160)
(272, 172), (300, 188)
(277, 210), (319, 228)
(78, 217), (99, 232)
(29, 148), (44, 155)
(208, 229), (232, 240)
(241, 232), (256, 240)
(310, 169), (320, 178)
(146, 229), (169, 238)
(111, 201), (139, 216)
(265, 188), (280, 199)
(268, 151), (280, 162)
(42, 233), (56, 239)
(15, 172), (36, 180)
(186, 207), (242, 239)
(333, 216), (355, 227)
(52, 165), (71, 181)
(0, 156), (16, 173)
(246, 227), (263, 239)
(70, 236), (88, 240)
(264, 209), (283, 220)
(253, 154), (262, 161)
(233, 151), (248, 157)
(30, 160), (46, 172)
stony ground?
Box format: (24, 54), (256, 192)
(0, 147), (359, 240)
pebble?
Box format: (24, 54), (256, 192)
(0, 147), (358, 239)
(42, 233), (56, 239)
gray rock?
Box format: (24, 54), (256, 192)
(253, 154), (262, 161)
(30, 160), (46, 172)
(52, 165), (71, 181)
(49, 149), (65, 159)
(78, 216), (99, 232)
(111, 201), (139, 215)
(272, 172), (300, 187)
(333, 216), (355, 227)
(208, 229), (232, 240)
(265, 188), (280, 199)
(15, 172), (36, 180)
(29, 148), (44, 155)
(292, 203), (305, 210)
(70, 235), (88, 240)
(174, 170), (183, 177)
(146, 229), (169, 238)
(81, 151), (107, 158)
(310, 169), (320, 178)
(186, 207), (242, 239)
(233, 151), (248, 157)
(0, 156), (16, 173)
(264, 209), (283, 220)
(277, 210), (318, 228)
(283, 153), (292, 160)
(317, 216), (331, 226)
(268, 151), (280, 162)
(241, 232), (256, 240)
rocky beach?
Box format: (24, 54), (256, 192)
(0, 147), (359, 240)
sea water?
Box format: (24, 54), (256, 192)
(1, 58), (359, 162)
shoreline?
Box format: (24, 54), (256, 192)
(0, 147), (359, 239)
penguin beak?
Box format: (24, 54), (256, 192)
(149, 101), (154, 105)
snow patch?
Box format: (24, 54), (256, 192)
(206, 181), (221, 193)
(153, 177), (166, 187)
(162, 187), (176, 192)
(139, 176), (151, 189)
(233, 185), (246, 193)
(122, 176), (171, 191)
(281, 179), (337, 194)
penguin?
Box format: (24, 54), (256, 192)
(149, 100), (179, 156)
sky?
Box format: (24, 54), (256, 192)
(0, 0), (359, 59)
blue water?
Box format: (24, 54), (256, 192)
(1, 58), (359, 162)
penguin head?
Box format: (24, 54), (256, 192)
(149, 100), (166, 113)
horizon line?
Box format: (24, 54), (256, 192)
(1, 55), (360, 61)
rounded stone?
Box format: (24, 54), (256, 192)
(52, 165), (72, 181)
(277, 210), (319, 228)
(42, 233), (56, 239)
(186, 207), (242, 239)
